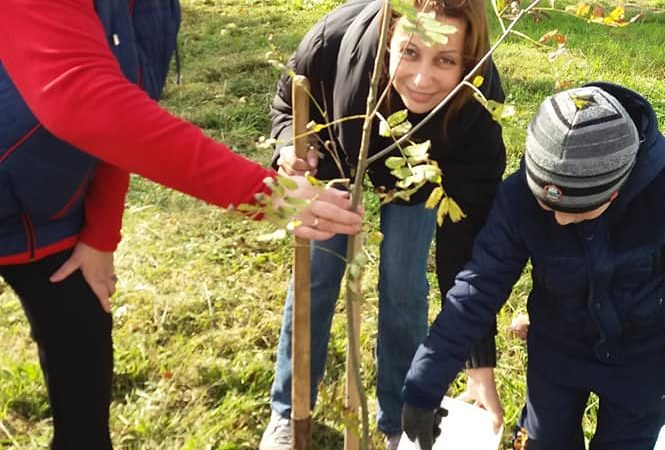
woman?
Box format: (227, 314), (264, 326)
(260, 0), (506, 448)
(0, 1), (361, 448)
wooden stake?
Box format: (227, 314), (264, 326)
(291, 75), (312, 450)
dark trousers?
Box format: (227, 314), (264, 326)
(522, 335), (665, 450)
(0, 249), (114, 450)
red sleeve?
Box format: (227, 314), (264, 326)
(0, 0), (274, 209)
(79, 163), (130, 252)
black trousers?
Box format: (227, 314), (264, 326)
(0, 249), (113, 450)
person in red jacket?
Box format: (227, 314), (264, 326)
(0, 1), (362, 449)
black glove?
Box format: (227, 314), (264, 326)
(402, 403), (448, 450)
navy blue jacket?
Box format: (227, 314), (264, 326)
(403, 83), (665, 408)
(0, 0), (179, 263)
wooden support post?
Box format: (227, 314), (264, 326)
(291, 75), (312, 450)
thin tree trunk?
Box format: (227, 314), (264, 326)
(344, 230), (363, 450)
(344, 2), (393, 449)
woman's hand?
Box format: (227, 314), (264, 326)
(49, 241), (116, 313)
(277, 175), (363, 240)
(458, 367), (504, 433)
(277, 145), (319, 176)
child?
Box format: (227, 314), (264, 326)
(401, 83), (665, 450)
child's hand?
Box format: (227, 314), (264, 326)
(49, 242), (116, 313)
(276, 144), (319, 176)
(459, 367), (504, 433)
(508, 313), (530, 341)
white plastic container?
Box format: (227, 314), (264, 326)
(397, 396), (503, 450)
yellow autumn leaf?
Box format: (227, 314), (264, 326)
(425, 186), (444, 209)
(608, 5), (624, 22)
(575, 1), (590, 17)
(447, 198), (467, 223)
(437, 197), (450, 226)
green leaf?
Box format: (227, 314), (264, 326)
(403, 141), (430, 164)
(276, 175), (299, 191)
(390, 0), (417, 17)
(569, 93), (597, 110)
(379, 120), (391, 138)
(385, 156), (406, 170)
(391, 120), (412, 138)
(387, 109), (409, 127)
(283, 196), (309, 207)
(481, 100), (517, 125)
(390, 167), (412, 180)
(405, 12), (457, 47)
(425, 186), (444, 209)
(380, 119), (412, 138)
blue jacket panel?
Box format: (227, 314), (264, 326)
(403, 83), (665, 409)
(0, 0), (180, 260)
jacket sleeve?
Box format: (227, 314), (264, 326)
(436, 61), (507, 368)
(78, 163), (130, 252)
(403, 184), (528, 409)
(0, 0), (273, 209)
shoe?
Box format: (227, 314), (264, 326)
(259, 411), (291, 450)
(385, 434), (401, 450)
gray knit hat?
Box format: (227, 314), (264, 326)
(525, 86), (639, 212)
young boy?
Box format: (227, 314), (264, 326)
(400, 83), (665, 450)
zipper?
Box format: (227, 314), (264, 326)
(21, 214), (36, 261)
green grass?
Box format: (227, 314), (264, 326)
(1, 0), (664, 448)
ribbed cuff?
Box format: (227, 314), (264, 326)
(465, 326), (497, 369)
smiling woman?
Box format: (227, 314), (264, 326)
(259, 0), (507, 448)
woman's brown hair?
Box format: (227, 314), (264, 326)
(380, 0), (491, 133)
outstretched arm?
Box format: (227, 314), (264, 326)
(403, 182), (529, 409)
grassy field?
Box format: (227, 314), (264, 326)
(1, 0), (664, 448)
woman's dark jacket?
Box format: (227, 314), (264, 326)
(403, 83), (665, 408)
(270, 0), (507, 366)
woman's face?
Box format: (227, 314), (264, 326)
(389, 15), (467, 114)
